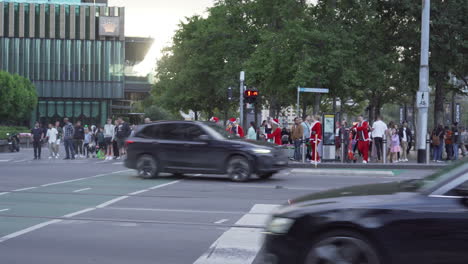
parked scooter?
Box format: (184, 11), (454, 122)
(6, 133), (20, 152)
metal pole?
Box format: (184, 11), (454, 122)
(240, 71), (245, 127)
(416, 0), (430, 163)
(383, 133), (387, 164)
(426, 134), (430, 164)
(302, 135), (306, 163)
(297, 87), (300, 118)
(341, 130), (345, 163)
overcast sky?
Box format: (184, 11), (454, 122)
(109, 0), (216, 75)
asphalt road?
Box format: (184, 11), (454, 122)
(0, 148), (436, 264)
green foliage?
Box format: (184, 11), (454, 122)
(150, 0), (467, 123)
(0, 126), (30, 140)
(0, 71), (38, 124)
(144, 105), (180, 121)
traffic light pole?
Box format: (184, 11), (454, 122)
(416, 0), (430, 163)
(240, 71), (245, 128)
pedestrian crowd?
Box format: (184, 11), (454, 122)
(30, 117), (132, 160)
(431, 122), (467, 162)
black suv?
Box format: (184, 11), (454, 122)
(124, 121), (288, 182)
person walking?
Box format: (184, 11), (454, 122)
(398, 121), (412, 162)
(371, 116), (387, 162)
(73, 121), (85, 158)
(55, 121), (62, 158)
(452, 122), (461, 161)
(31, 122), (44, 160)
(247, 122), (257, 140)
(390, 128), (401, 163)
(104, 118), (115, 160)
(354, 115), (370, 163)
(63, 118), (75, 160)
(83, 128), (91, 158)
(301, 115), (312, 160)
(291, 117), (304, 161)
(115, 117), (131, 159)
(444, 126), (453, 161)
(46, 123), (59, 159)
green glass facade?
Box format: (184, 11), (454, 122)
(0, 1), (125, 126)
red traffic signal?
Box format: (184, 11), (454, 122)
(244, 89), (259, 103)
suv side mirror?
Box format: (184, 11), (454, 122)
(198, 135), (211, 141)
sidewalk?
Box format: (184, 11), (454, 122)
(287, 150), (452, 170)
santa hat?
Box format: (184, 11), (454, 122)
(210, 117), (219, 123)
(270, 118), (279, 125)
(229, 118), (237, 123)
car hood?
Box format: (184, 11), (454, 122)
(275, 180), (423, 217)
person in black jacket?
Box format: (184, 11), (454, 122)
(115, 117), (131, 158)
(398, 121), (412, 162)
(73, 121), (85, 158)
(31, 122), (45, 160)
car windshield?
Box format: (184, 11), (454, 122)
(418, 158), (468, 194)
(202, 122), (240, 140)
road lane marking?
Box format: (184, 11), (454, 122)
(193, 204), (278, 264)
(40, 169), (131, 187)
(0, 209), (9, 212)
(0, 160), (11, 162)
(0, 176), (181, 243)
(95, 161), (108, 164)
(0, 192), (10, 196)
(214, 219), (229, 224)
(0, 219), (62, 243)
(95, 196), (129, 208)
(73, 188), (92, 193)
(13, 159), (28, 163)
(113, 162), (124, 165)
(149, 180), (181, 190)
(227, 184), (325, 191)
(104, 207), (246, 215)
(12, 187), (37, 192)
(128, 189), (148, 195)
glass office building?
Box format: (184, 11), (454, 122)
(0, 0), (125, 125)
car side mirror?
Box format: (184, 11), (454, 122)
(198, 135), (211, 141)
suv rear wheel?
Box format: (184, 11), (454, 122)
(227, 156), (251, 182)
(137, 155), (159, 179)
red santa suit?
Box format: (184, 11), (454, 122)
(355, 120), (370, 162)
(310, 120), (322, 162)
(267, 119), (282, 145)
(227, 118), (245, 138)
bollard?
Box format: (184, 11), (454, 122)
(383, 134), (387, 164)
(302, 136), (307, 163)
(341, 132), (345, 163)
(426, 134), (430, 164)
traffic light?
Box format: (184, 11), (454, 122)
(227, 87), (233, 101)
(244, 88), (259, 103)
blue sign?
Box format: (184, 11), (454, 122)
(298, 87), (329, 93)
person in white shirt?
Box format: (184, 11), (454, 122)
(46, 123), (59, 159)
(398, 121), (412, 162)
(103, 118), (115, 160)
(371, 116), (387, 161)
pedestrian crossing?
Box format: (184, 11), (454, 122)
(193, 204), (279, 264)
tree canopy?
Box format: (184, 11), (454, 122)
(150, 0), (467, 127)
(0, 71), (38, 124)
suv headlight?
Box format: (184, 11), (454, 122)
(252, 148), (271, 154)
(266, 217), (295, 234)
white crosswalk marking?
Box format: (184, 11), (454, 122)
(193, 204), (279, 264)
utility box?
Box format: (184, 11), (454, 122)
(322, 114), (336, 161)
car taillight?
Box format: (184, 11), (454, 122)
(125, 140), (135, 147)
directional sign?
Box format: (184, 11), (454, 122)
(298, 87), (329, 93)
(416, 91), (429, 108)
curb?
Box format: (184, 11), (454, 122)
(287, 162), (446, 170)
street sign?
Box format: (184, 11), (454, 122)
(298, 87), (329, 93)
(455, 103), (460, 123)
(416, 91), (429, 108)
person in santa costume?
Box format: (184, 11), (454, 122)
(266, 118), (282, 145)
(354, 115), (370, 163)
(227, 118), (245, 138)
(310, 115), (322, 163)
(209, 116), (219, 123)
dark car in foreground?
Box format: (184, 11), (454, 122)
(124, 121), (288, 182)
(261, 159), (468, 264)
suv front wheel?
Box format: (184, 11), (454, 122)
(137, 155), (159, 179)
(227, 156), (251, 182)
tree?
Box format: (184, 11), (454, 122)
(0, 71), (38, 124)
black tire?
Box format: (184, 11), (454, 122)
(304, 230), (381, 264)
(136, 155), (159, 179)
(227, 156), (251, 182)
(258, 172), (275, 179)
